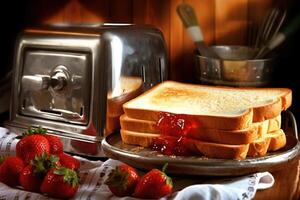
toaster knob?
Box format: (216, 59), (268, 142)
(51, 69), (68, 91)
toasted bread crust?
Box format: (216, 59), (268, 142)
(123, 81), (292, 129)
(120, 129), (249, 160)
(193, 141), (249, 160)
(281, 90), (292, 110)
(120, 114), (257, 144)
(120, 130), (158, 147)
(268, 115), (281, 133)
(124, 108), (253, 130)
(247, 137), (271, 157)
(267, 129), (286, 151)
(120, 114), (159, 133)
(120, 128), (286, 160)
(252, 98), (282, 122)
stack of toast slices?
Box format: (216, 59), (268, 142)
(120, 81), (292, 160)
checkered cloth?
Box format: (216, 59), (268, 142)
(0, 127), (274, 200)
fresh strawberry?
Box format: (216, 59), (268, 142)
(21, 126), (63, 155)
(58, 153), (80, 170)
(16, 134), (50, 164)
(133, 164), (173, 199)
(105, 164), (139, 197)
(19, 153), (59, 192)
(40, 167), (79, 199)
(19, 165), (43, 192)
(0, 156), (25, 187)
(43, 134), (63, 155)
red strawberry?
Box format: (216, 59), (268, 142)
(19, 153), (59, 192)
(40, 167), (79, 199)
(58, 153), (80, 170)
(19, 165), (43, 192)
(133, 164), (173, 199)
(23, 126), (63, 155)
(43, 134), (63, 155)
(105, 164), (139, 197)
(16, 134), (50, 164)
(0, 156), (25, 187)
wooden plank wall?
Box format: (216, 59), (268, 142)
(25, 0), (273, 82)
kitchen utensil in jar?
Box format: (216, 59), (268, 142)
(177, 3), (220, 59)
(255, 13), (300, 59)
(253, 7), (286, 57)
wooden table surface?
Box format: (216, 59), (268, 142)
(254, 160), (300, 200)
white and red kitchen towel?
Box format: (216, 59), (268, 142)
(0, 127), (274, 200)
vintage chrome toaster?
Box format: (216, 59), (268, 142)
(5, 24), (168, 157)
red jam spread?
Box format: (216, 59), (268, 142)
(151, 112), (201, 156)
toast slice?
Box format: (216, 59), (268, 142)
(268, 115), (281, 133)
(247, 137), (271, 157)
(120, 129), (249, 160)
(123, 81), (291, 130)
(248, 129), (286, 156)
(120, 114), (257, 144)
(267, 129), (286, 151)
(120, 114), (281, 145)
(120, 129), (286, 160)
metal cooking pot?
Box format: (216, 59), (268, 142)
(195, 45), (273, 87)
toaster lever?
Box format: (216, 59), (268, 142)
(22, 65), (70, 92)
(22, 75), (51, 92)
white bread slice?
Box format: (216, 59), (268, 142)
(252, 120), (269, 139)
(120, 129), (286, 160)
(267, 129), (286, 151)
(107, 76), (143, 117)
(120, 114), (282, 145)
(268, 115), (281, 133)
(247, 137), (271, 157)
(123, 81), (291, 130)
(120, 129), (249, 160)
(248, 129), (286, 156)
(120, 114), (258, 145)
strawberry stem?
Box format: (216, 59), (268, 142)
(16, 126), (48, 139)
(31, 153), (59, 175)
(162, 163), (168, 173)
(54, 167), (79, 187)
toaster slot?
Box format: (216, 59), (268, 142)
(40, 109), (62, 116)
(141, 65), (146, 83)
(158, 57), (163, 82)
(40, 108), (83, 120)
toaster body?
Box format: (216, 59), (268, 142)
(5, 24), (168, 157)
